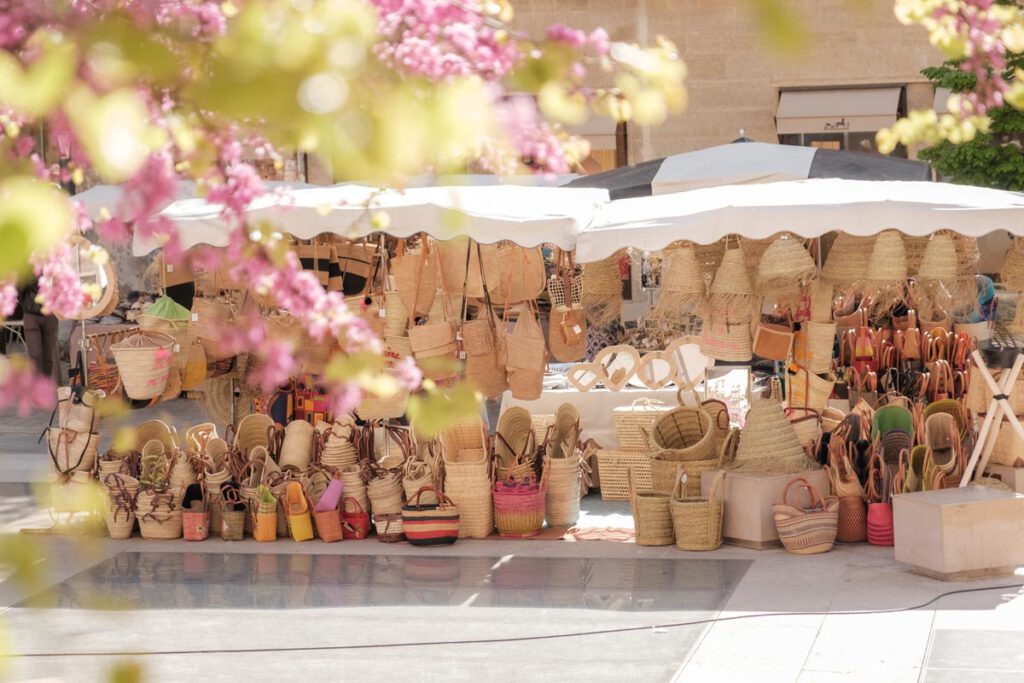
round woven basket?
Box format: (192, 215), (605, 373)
(917, 232), (957, 284)
(136, 490), (183, 540)
(670, 470), (725, 551)
(756, 235), (816, 296)
(544, 455), (582, 527)
(493, 479), (546, 538)
(822, 233), (874, 286)
(340, 465), (370, 513)
(110, 331), (174, 400)
(138, 316), (192, 370)
(103, 496), (136, 539)
(630, 468), (674, 547)
(279, 420), (314, 469)
(648, 407), (715, 462)
(368, 472), (404, 515)
(650, 450), (721, 498)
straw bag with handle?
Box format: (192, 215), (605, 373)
(437, 236), (483, 299)
(345, 248), (386, 338)
(480, 242), (545, 305)
(408, 259), (459, 381)
(504, 301), (546, 400)
(190, 297), (236, 361)
(772, 476), (839, 554)
(391, 238), (438, 318)
(463, 243), (508, 399)
(670, 469), (725, 551)
(110, 331), (175, 400)
(548, 250), (587, 362)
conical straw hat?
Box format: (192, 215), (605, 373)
(917, 233), (957, 284)
(952, 236), (981, 314)
(582, 251), (624, 326)
(654, 245), (706, 318)
(709, 247), (752, 297)
(1002, 237), (1024, 291)
(730, 398), (809, 473)
(822, 233), (874, 285)
(903, 236), (929, 275)
(866, 230), (908, 283)
(756, 234), (816, 293)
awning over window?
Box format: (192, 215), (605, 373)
(776, 87), (901, 135)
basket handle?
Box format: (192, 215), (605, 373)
(342, 496), (365, 516)
(708, 470), (726, 503)
(670, 463), (684, 501)
(717, 427), (740, 467)
(781, 476), (826, 511)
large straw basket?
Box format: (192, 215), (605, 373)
(732, 398), (809, 474)
(651, 441), (724, 498)
(403, 459), (436, 505)
(646, 407), (715, 462)
(544, 454), (583, 526)
(402, 486), (460, 546)
(110, 331), (174, 400)
(700, 315), (752, 362)
(138, 316), (191, 369)
(441, 416), (489, 460)
(756, 235), (816, 295)
(867, 230), (908, 284)
(596, 449), (652, 500)
(234, 413), (274, 459)
(613, 398), (668, 450)
(710, 246), (753, 297)
(772, 477), (839, 554)
(786, 367), (836, 413)
(670, 470), (725, 551)
(793, 322), (836, 374)
(822, 233), (874, 286)
(493, 476), (546, 538)
(56, 385), (102, 433)
(46, 427), (99, 476)
(190, 297), (235, 361)
(103, 495), (136, 539)
(367, 471), (404, 515)
(136, 490), (183, 540)
(918, 233), (958, 285)
(629, 468), (674, 546)
(279, 420), (315, 469)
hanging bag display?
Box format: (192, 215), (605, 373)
(548, 250), (587, 363)
(463, 242), (509, 399)
(408, 252), (459, 380)
(391, 238), (437, 318)
(504, 300), (546, 400)
(479, 242), (546, 305)
(752, 311), (796, 362)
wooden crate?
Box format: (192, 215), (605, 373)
(595, 449), (653, 500)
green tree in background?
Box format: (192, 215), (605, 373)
(919, 52), (1024, 190)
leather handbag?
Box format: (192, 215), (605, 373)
(753, 320), (796, 361)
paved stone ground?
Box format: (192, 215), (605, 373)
(2, 401), (1024, 682)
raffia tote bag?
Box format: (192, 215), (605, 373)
(505, 302), (546, 400)
(464, 242), (509, 398)
(437, 236), (483, 299)
(296, 239), (332, 288)
(408, 285), (459, 381)
(391, 238), (438, 318)
(548, 251), (587, 362)
(479, 242), (546, 305)
(190, 297), (235, 361)
(345, 249), (386, 338)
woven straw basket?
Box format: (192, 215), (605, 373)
(630, 468), (674, 546)
(670, 470), (725, 551)
(646, 407), (715, 462)
(772, 477), (839, 555)
(110, 331), (174, 400)
(613, 398), (668, 450)
(793, 322), (836, 374)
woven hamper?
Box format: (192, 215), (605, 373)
(110, 331), (174, 400)
(772, 477), (839, 554)
(613, 398), (668, 450)
(670, 470), (725, 551)
(596, 449), (653, 501)
(629, 468), (674, 546)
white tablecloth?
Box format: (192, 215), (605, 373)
(498, 387), (678, 449)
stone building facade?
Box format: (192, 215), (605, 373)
(513, 0), (943, 166)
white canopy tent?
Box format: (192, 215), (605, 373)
(132, 184), (607, 256)
(574, 178), (1024, 263)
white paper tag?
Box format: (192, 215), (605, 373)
(173, 343), (180, 352)
(191, 312), (199, 321)
(378, 308), (386, 318)
(459, 350), (467, 360)
(166, 264), (174, 273)
(573, 325), (582, 334)
(387, 275), (396, 290)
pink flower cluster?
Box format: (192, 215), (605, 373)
(371, 0), (522, 80)
(489, 96), (570, 174)
(932, 1), (1011, 116)
(0, 361), (55, 416)
(0, 281), (16, 318)
(33, 242), (90, 319)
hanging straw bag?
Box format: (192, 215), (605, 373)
(772, 476), (839, 554)
(793, 321), (837, 374)
(463, 243), (508, 399)
(56, 385), (103, 433)
(408, 275), (459, 381)
(480, 242), (546, 305)
(548, 250), (587, 362)
(189, 297), (235, 361)
(786, 367), (836, 413)
(46, 427), (100, 477)
(670, 469), (725, 551)
(391, 238), (438, 318)
(402, 486), (460, 546)
(110, 331), (175, 400)
(504, 301), (546, 400)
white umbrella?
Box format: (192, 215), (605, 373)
(133, 184), (607, 256)
(575, 178), (1024, 263)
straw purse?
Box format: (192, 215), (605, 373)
(463, 243), (508, 399)
(772, 476), (839, 555)
(480, 242), (546, 305)
(296, 238), (331, 288)
(110, 331), (175, 400)
(752, 314), (795, 362)
(437, 236), (484, 299)
(408, 268), (459, 381)
(504, 302), (546, 400)
(548, 251), (587, 362)
(391, 238), (438, 318)
(190, 297), (235, 361)
(333, 239), (377, 293)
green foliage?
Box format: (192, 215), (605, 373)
(921, 55), (1024, 189)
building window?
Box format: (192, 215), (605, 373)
(776, 87), (907, 158)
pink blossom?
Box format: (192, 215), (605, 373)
(0, 281), (16, 318)
(33, 243), (90, 319)
(0, 361), (56, 416)
(547, 24), (587, 48)
(392, 355), (423, 391)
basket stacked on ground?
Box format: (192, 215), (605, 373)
(402, 486), (460, 546)
(629, 467), (673, 546)
(596, 399), (670, 500)
(772, 477), (839, 554)
(136, 490), (183, 539)
(670, 470), (725, 551)
(441, 417), (493, 538)
(102, 473), (138, 539)
(492, 474), (546, 538)
(647, 406), (717, 498)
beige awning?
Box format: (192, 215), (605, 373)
(776, 87), (901, 135)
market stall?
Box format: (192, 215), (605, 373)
(44, 173), (1024, 572)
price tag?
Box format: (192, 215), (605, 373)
(173, 343), (180, 352)
(378, 308), (386, 318)
(166, 264), (174, 273)
(573, 325), (582, 334)
(459, 350), (467, 360)
(191, 312), (199, 321)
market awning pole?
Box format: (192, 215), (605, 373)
(960, 351), (1024, 486)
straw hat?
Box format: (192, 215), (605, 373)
(756, 234), (817, 294)
(581, 251), (625, 326)
(952, 236), (981, 313)
(903, 236), (929, 275)
(822, 233), (874, 286)
(740, 236), (774, 276)
(700, 315), (752, 362)
(709, 246), (753, 298)
(1001, 237), (1024, 291)
(866, 230), (908, 284)
(730, 398), (809, 474)
(917, 233), (957, 284)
